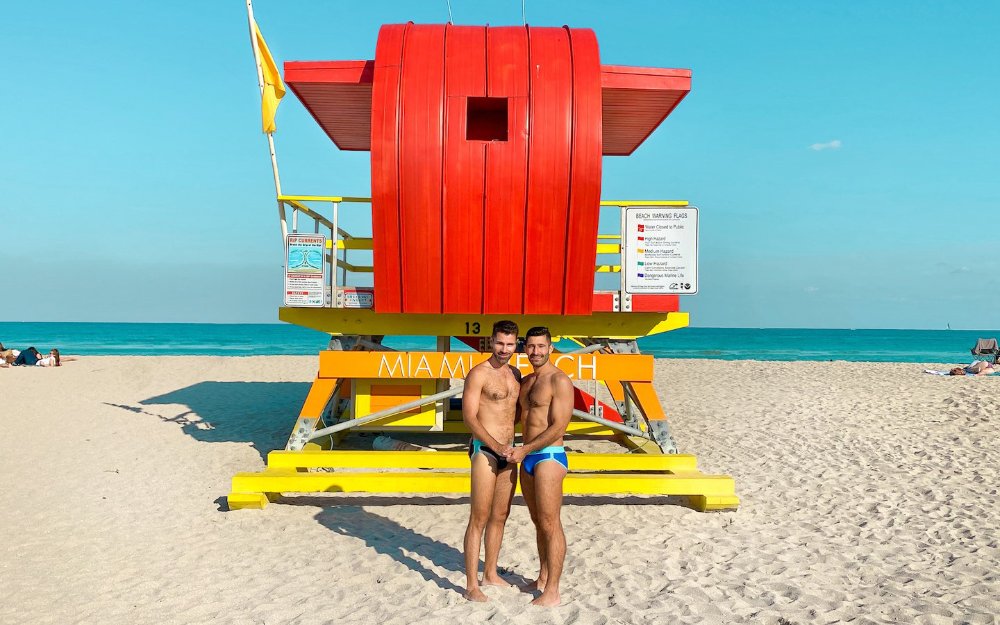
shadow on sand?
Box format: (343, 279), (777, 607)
(127, 381), (311, 460)
(315, 506), (467, 594)
(304, 494), (690, 594)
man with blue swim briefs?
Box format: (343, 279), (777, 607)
(504, 326), (574, 607)
(461, 320), (522, 602)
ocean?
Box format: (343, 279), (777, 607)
(1, 322), (996, 363)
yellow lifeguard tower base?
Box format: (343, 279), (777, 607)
(227, 280), (739, 512)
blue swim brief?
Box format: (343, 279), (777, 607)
(522, 446), (569, 476)
(469, 439), (509, 471)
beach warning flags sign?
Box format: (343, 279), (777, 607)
(253, 20), (285, 133)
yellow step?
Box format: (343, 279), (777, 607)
(689, 494), (742, 512)
(230, 469), (737, 501)
(265, 450), (699, 472)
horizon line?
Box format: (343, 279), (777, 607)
(1, 321), (996, 333)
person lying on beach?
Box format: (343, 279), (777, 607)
(12, 347), (43, 366)
(948, 361), (997, 376)
(461, 320), (522, 602)
(11, 347), (76, 367)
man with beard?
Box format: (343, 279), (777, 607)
(504, 326), (573, 607)
(461, 320), (522, 601)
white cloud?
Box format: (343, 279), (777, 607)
(805, 286), (820, 293)
(809, 139), (842, 151)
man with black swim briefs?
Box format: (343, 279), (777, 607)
(504, 326), (573, 607)
(461, 320), (521, 602)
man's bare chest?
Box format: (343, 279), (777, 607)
(521, 378), (553, 409)
(482, 374), (518, 402)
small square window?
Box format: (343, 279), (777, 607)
(466, 97), (508, 142)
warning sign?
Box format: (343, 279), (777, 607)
(284, 233), (327, 307)
(623, 207), (698, 295)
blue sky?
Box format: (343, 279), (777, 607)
(2, 1), (997, 329)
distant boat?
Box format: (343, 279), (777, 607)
(947, 323), (952, 330)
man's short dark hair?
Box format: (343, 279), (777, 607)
(524, 326), (551, 342)
(492, 320), (519, 338)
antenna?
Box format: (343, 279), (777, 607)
(521, 0), (526, 24)
(446, 0), (454, 24)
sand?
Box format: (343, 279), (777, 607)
(1, 356), (997, 625)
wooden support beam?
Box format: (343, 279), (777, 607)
(284, 377), (340, 450)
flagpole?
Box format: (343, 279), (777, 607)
(245, 0), (288, 242)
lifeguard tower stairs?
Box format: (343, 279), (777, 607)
(228, 23), (739, 512)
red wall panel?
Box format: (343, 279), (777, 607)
(562, 28), (602, 315)
(483, 26), (530, 314)
(370, 24), (405, 312)
(398, 25), (446, 313)
(442, 25), (487, 313)
(522, 27), (573, 315)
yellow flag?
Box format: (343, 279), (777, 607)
(254, 21), (285, 134)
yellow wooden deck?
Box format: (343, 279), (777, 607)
(228, 450), (738, 512)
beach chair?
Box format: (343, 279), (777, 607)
(971, 338), (999, 364)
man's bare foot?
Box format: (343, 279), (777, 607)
(530, 590), (560, 607)
(521, 579), (546, 593)
(481, 575), (512, 587)
(464, 587), (489, 602)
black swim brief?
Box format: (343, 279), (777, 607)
(468, 439), (509, 471)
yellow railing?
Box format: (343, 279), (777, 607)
(276, 195), (687, 302)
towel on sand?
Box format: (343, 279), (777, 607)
(924, 368), (998, 376)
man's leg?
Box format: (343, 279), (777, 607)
(519, 466), (548, 591)
(464, 454), (498, 601)
(14, 348), (38, 366)
(482, 462), (517, 586)
(529, 461), (567, 607)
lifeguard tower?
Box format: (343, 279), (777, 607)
(228, 19), (738, 512)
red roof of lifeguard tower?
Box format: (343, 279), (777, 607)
(285, 61), (690, 156)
